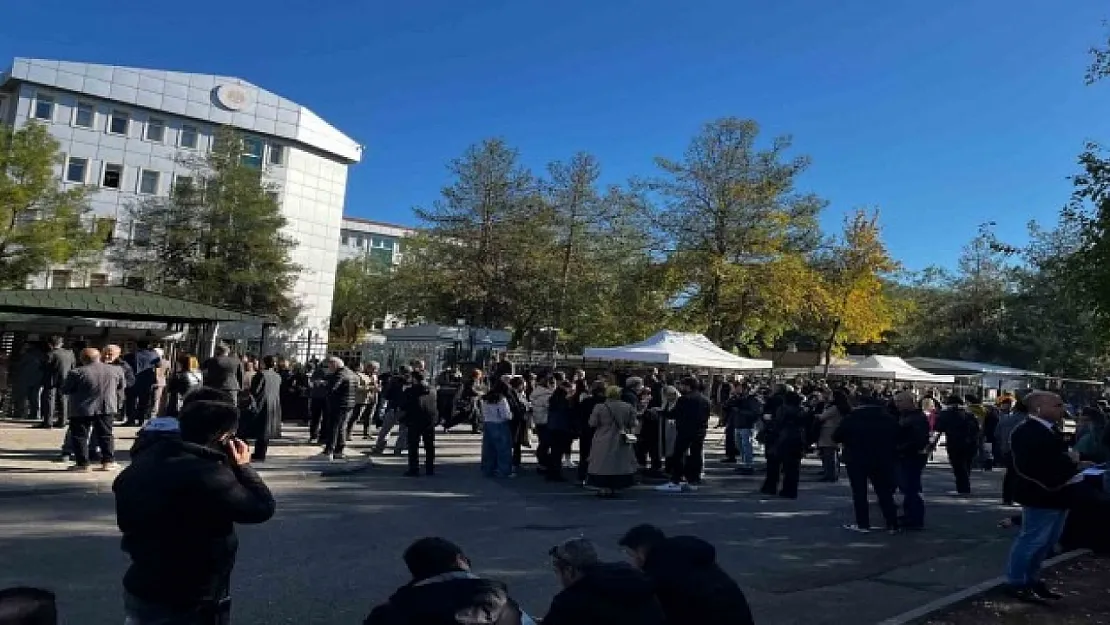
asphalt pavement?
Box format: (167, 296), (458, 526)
(0, 422), (1016, 625)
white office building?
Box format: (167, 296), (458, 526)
(0, 57), (361, 354)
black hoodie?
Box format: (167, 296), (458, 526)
(363, 572), (524, 625)
(643, 536), (755, 625)
(543, 562), (665, 625)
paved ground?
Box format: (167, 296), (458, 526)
(0, 421), (1017, 625)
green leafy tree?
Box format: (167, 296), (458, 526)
(330, 255), (396, 347)
(0, 122), (100, 288)
(650, 117), (824, 350)
(116, 126), (300, 321)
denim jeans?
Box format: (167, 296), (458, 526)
(481, 421), (513, 478)
(1006, 507), (1069, 587)
(735, 428), (754, 467)
(897, 455), (927, 528)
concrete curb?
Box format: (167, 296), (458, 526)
(876, 548), (1093, 625)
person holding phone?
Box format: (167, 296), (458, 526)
(114, 396), (276, 625)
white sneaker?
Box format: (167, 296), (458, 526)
(97, 462), (121, 471)
(843, 524), (871, 534)
(654, 482), (684, 493)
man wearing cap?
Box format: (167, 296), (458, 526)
(543, 538), (664, 625)
(363, 537), (533, 625)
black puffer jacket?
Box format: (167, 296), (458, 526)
(543, 562), (665, 625)
(400, 382), (438, 430)
(363, 572), (524, 625)
(642, 536), (755, 625)
(327, 367), (360, 411)
(113, 439), (275, 611)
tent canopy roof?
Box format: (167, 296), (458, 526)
(584, 331), (772, 370)
(903, 357), (1044, 378)
(821, 355), (955, 384)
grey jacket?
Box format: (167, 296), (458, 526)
(63, 361), (126, 417)
(995, 411), (1027, 456)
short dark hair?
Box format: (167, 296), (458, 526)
(48, 336), (63, 348)
(178, 400), (239, 445)
(182, 387), (235, 408)
(262, 355), (276, 369)
(402, 537), (466, 582)
(619, 523), (666, 552)
(412, 371), (425, 383)
(945, 394), (964, 406)
(680, 377), (698, 391)
(0, 587), (57, 625)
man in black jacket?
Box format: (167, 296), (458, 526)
(39, 336), (74, 429)
(319, 357), (359, 461)
(1004, 391), (1088, 603)
(543, 538), (665, 625)
(114, 399), (275, 624)
(833, 398), (900, 533)
(657, 378), (711, 493)
(401, 371), (438, 477)
(364, 537), (530, 625)
(618, 524), (755, 625)
(934, 395), (979, 495)
(894, 391), (931, 530)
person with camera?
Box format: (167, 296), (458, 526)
(113, 396), (276, 625)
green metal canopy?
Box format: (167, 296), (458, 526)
(0, 287), (275, 324)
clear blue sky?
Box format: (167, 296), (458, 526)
(3, 0), (1108, 270)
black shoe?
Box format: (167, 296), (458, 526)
(402, 470), (421, 477)
(1031, 581), (1063, 600)
(720, 458), (737, 464)
(250, 456), (266, 463)
(734, 467), (755, 475)
(1004, 585), (1049, 604)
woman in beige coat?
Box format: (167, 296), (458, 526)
(588, 386), (639, 498)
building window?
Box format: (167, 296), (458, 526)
(65, 157), (89, 184)
(93, 217), (116, 244)
(342, 235), (351, 246)
(89, 273), (109, 287)
(108, 110), (129, 135)
(269, 144), (285, 165)
(101, 163), (123, 189)
(32, 94), (54, 121)
(173, 175), (194, 192)
(179, 124), (198, 149)
(131, 222), (152, 246)
(49, 270), (71, 289)
(74, 102), (95, 128)
(241, 137), (264, 168)
(124, 276), (145, 289)
(265, 190), (279, 204)
(138, 169), (160, 195)
(145, 118), (166, 143)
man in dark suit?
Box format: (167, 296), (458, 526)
(39, 336), (75, 429)
(834, 397), (900, 533)
(248, 355), (283, 462)
(63, 347), (125, 471)
(202, 345), (244, 405)
(319, 357), (359, 461)
(1005, 390), (1088, 603)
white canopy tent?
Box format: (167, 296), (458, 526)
(584, 330), (773, 370)
(819, 355), (955, 384)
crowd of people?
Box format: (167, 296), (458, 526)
(4, 339), (1110, 622)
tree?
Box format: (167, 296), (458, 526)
(402, 139), (559, 344)
(650, 117), (824, 351)
(116, 126), (300, 320)
(804, 209), (899, 373)
(1060, 144), (1110, 345)
(330, 255), (396, 347)
(0, 122), (100, 288)
(1087, 25), (1110, 85)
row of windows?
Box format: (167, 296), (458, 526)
(342, 234), (397, 250)
(49, 270), (143, 290)
(32, 91), (286, 166)
(62, 156), (193, 196)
